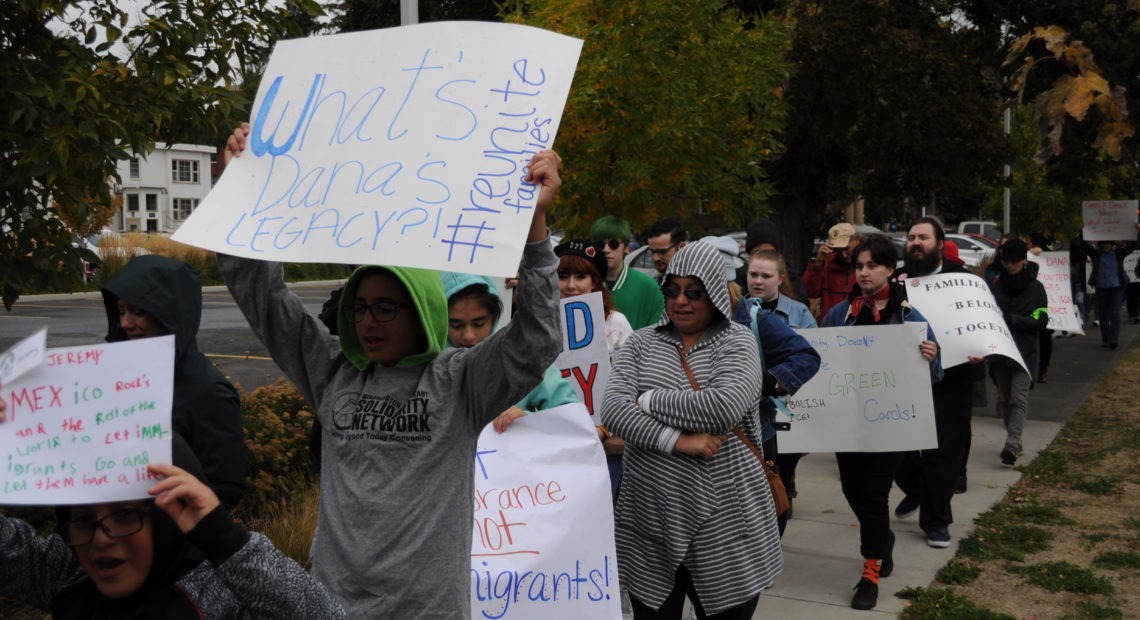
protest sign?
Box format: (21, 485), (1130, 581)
(0, 327), (46, 388)
(778, 324), (937, 453)
(1082, 200), (1138, 241)
(554, 292), (608, 417)
(1126, 251), (1139, 284)
(471, 403), (619, 620)
(172, 22), (583, 277)
(0, 336), (174, 504)
(1028, 252), (1084, 334)
(902, 273), (1027, 371)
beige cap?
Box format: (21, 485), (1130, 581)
(827, 222), (857, 248)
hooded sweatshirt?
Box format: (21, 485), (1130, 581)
(101, 255), (246, 508)
(440, 271), (578, 412)
(219, 240), (562, 619)
(601, 241), (783, 614)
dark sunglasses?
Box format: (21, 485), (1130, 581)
(596, 239), (623, 251)
(661, 284), (706, 300)
(649, 243), (679, 256)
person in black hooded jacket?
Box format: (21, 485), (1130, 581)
(101, 255), (247, 508)
(0, 422), (345, 620)
(987, 239), (1048, 467)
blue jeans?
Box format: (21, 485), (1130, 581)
(1095, 286), (1125, 346)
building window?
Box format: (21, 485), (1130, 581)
(172, 198), (198, 220)
(145, 194), (157, 211)
(129, 158), (140, 179)
(127, 194), (139, 212)
(171, 159), (200, 183)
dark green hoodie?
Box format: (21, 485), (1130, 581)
(102, 255), (247, 508)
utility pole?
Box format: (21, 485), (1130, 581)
(1003, 106), (1011, 233)
(401, 0), (418, 25)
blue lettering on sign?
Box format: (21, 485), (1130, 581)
(226, 45), (564, 266)
(862, 399), (914, 422)
(563, 301), (594, 351)
(471, 556), (612, 619)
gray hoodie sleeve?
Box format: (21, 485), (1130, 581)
(452, 239), (563, 429)
(0, 516), (83, 610)
(217, 254), (342, 406)
(186, 532), (347, 619)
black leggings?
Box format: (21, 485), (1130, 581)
(630, 565), (759, 620)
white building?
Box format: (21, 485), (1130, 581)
(113, 143), (216, 233)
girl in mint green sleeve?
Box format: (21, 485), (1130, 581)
(442, 272), (578, 432)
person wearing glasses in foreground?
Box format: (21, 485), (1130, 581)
(0, 419), (345, 619)
(820, 236), (942, 611)
(601, 241), (783, 619)
(217, 123), (564, 618)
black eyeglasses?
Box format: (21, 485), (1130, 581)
(661, 284), (706, 300)
(346, 300), (411, 323)
(596, 239), (623, 251)
(61, 508), (147, 546)
(649, 243), (679, 256)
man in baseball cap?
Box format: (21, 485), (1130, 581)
(804, 222), (862, 322)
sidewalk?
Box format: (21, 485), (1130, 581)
(623, 317), (1138, 618)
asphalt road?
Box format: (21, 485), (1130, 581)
(0, 282), (345, 392)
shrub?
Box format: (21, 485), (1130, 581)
(236, 378), (317, 517)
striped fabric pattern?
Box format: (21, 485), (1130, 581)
(603, 242), (783, 614)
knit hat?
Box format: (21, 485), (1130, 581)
(942, 240), (965, 267)
(554, 238), (608, 280)
(1000, 238), (1028, 262)
(745, 219), (781, 253)
(697, 235), (740, 281)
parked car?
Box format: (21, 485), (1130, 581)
(625, 236), (747, 277)
(945, 233), (996, 267)
(956, 220), (1001, 244)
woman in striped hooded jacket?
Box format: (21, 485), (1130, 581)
(602, 241), (782, 619)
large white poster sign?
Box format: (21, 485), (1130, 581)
(470, 403), (620, 620)
(0, 337), (175, 504)
(172, 22), (583, 277)
(1028, 252), (1085, 334)
(778, 324), (937, 453)
(1082, 200), (1138, 241)
(1126, 251), (1139, 284)
(901, 273), (1028, 371)
(554, 292), (608, 417)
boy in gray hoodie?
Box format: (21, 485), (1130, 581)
(218, 124), (564, 619)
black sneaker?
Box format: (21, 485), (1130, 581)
(1036, 371), (1047, 383)
(954, 474), (967, 494)
(851, 578), (878, 610)
(1000, 448), (1018, 466)
(926, 526), (951, 548)
(894, 495), (919, 519)
(881, 531), (895, 578)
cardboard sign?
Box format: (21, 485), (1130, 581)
(172, 22), (582, 277)
(0, 337), (174, 505)
(1082, 200), (1138, 241)
(471, 403), (620, 619)
(554, 292), (609, 417)
(778, 324), (937, 453)
(1028, 252), (1084, 334)
(902, 273), (1028, 370)
(1126, 251), (1139, 284)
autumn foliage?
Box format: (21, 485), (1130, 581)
(1004, 24), (1135, 166)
